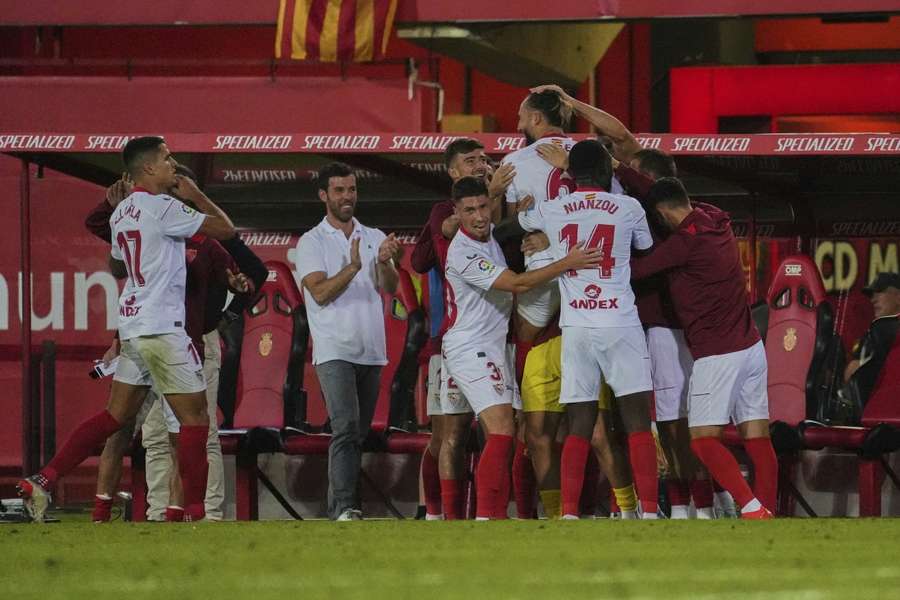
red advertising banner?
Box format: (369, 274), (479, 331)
(2, 132), (900, 155)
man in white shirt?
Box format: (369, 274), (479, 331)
(442, 176), (602, 519)
(18, 136), (236, 522)
(503, 139), (659, 519)
(294, 162), (401, 521)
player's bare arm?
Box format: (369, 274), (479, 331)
(375, 233), (401, 294)
(172, 174), (236, 240)
(491, 243), (601, 294)
(302, 237), (363, 305)
(531, 84), (642, 163)
(441, 214), (461, 239)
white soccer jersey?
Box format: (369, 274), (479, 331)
(503, 135), (577, 266)
(443, 226), (513, 354)
(110, 189), (205, 340)
(519, 187), (653, 328)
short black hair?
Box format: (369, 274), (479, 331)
(122, 136), (166, 178)
(524, 90), (572, 129)
(316, 162), (354, 192)
(634, 149), (677, 180)
(443, 138), (484, 169)
(451, 176), (488, 204)
(568, 139), (612, 190)
(646, 177), (690, 209)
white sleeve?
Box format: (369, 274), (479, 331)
(294, 233), (327, 281)
(158, 196), (206, 239)
(517, 207), (544, 233)
(631, 202), (654, 251)
(450, 251), (505, 291)
(502, 157), (519, 204)
(110, 237), (123, 260)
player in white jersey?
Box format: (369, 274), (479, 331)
(18, 136), (236, 522)
(442, 176), (602, 520)
(501, 139), (660, 518)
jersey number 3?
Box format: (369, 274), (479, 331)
(116, 230), (146, 287)
(559, 223), (616, 278)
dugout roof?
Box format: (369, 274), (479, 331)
(2, 131), (900, 234)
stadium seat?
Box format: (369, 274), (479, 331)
(723, 256), (839, 515)
(217, 260), (308, 520)
(800, 336), (900, 516)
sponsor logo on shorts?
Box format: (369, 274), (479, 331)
(784, 263), (802, 276)
(568, 298), (619, 310)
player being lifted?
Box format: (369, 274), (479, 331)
(441, 176), (601, 520)
(18, 136), (236, 522)
(498, 139), (660, 519)
(500, 89), (580, 518)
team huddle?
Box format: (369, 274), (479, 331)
(413, 84), (777, 520)
(16, 85), (777, 523)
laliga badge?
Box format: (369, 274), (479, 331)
(259, 332), (273, 357)
(783, 327), (797, 352)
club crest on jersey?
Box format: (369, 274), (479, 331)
(259, 332), (273, 357)
(493, 382), (505, 395)
(783, 327), (797, 352)
(584, 284), (602, 299)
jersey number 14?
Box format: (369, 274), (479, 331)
(559, 223), (615, 278)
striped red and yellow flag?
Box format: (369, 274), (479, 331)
(275, 0), (398, 62)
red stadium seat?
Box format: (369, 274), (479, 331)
(217, 260), (308, 520)
(801, 336), (900, 516)
(723, 256), (839, 515)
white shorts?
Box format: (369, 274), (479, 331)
(114, 331), (206, 395)
(559, 325), (652, 404)
(428, 353), (468, 416)
(647, 326), (694, 422)
(688, 341), (769, 427)
(516, 281), (560, 329)
(441, 345), (514, 416)
(505, 343), (523, 411)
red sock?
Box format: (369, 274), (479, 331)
(744, 437), (778, 512)
(690, 477), (714, 509)
(92, 495), (113, 522)
(579, 451), (600, 516)
(42, 410), (122, 487)
(514, 341), (533, 384)
(476, 434), (513, 519)
(494, 463), (511, 520)
(421, 448), (442, 516)
(561, 435), (591, 517)
(690, 437), (754, 508)
(440, 479), (464, 520)
(512, 441), (536, 519)
(165, 506), (185, 522)
(668, 478), (691, 507)
(177, 425), (209, 521)
(627, 431), (658, 514)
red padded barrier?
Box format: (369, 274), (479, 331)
(764, 256), (827, 426)
(234, 261), (302, 428)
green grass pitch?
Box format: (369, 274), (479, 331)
(3, 517), (900, 600)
